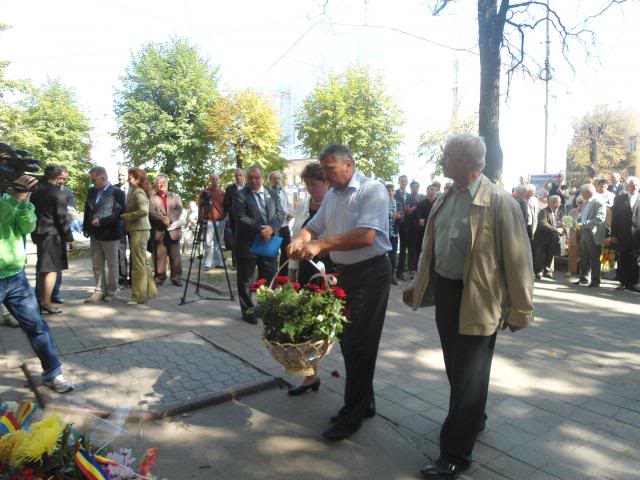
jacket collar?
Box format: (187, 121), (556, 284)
(471, 175), (492, 207)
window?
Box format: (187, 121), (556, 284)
(628, 135), (637, 153)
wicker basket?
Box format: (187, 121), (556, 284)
(262, 337), (333, 376)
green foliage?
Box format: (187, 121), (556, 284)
(567, 105), (630, 178)
(2, 80), (92, 205)
(295, 65), (404, 180)
(417, 115), (478, 178)
(114, 38), (219, 201)
(253, 281), (348, 344)
(205, 89), (285, 185)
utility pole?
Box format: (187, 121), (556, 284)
(452, 57), (459, 121)
(542, 0), (552, 173)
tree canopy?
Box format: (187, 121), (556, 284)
(114, 38), (219, 200)
(567, 106), (630, 179)
(418, 115), (478, 178)
(2, 79), (92, 204)
(295, 65), (403, 180)
(205, 89), (285, 185)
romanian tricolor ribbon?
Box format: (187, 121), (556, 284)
(74, 444), (112, 480)
(15, 401), (37, 429)
(0, 412), (19, 435)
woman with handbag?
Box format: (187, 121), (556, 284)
(121, 168), (157, 305)
(287, 162), (333, 395)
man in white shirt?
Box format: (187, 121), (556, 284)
(288, 144), (392, 442)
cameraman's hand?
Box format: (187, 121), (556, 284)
(8, 175), (38, 201)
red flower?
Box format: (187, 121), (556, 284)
(341, 307), (350, 318)
(291, 282), (301, 291)
(331, 286), (347, 299)
(273, 276), (290, 286)
(304, 283), (322, 293)
(250, 278), (268, 292)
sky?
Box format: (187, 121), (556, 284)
(2, 0), (639, 189)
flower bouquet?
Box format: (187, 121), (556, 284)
(0, 401), (161, 480)
(251, 271), (349, 376)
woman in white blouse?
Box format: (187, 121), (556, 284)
(287, 162), (332, 395)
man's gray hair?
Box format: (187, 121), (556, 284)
(514, 184), (528, 194)
(580, 184), (596, 194)
(444, 133), (486, 172)
(234, 168), (245, 175)
(526, 184), (536, 193)
(268, 171), (282, 180)
(247, 164), (264, 176)
(625, 176), (638, 187)
(548, 195), (561, 205)
(89, 166), (108, 178)
(155, 174), (169, 184)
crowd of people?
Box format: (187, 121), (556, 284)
(1, 135), (639, 479)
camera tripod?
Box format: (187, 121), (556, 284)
(179, 197), (234, 304)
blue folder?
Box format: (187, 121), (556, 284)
(250, 235), (283, 258)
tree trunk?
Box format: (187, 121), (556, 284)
(478, 0), (505, 182)
(588, 135), (598, 178)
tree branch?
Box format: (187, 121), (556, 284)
(430, 0), (455, 15)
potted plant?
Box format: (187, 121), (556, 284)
(250, 275), (349, 376)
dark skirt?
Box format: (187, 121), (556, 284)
(34, 234), (69, 273)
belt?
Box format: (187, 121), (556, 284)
(336, 254), (389, 271)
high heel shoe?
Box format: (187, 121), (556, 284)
(288, 378), (321, 396)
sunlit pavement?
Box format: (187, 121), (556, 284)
(2, 257), (639, 479)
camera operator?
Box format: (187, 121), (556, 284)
(0, 175), (74, 392)
(198, 173), (226, 270)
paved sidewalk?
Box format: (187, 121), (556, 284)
(1, 257), (640, 479)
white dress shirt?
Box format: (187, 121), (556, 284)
(306, 171), (391, 265)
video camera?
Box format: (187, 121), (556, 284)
(0, 142), (42, 193)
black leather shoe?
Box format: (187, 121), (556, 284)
(171, 280), (183, 287)
(626, 285), (640, 293)
(330, 400), (376, 423)
(588, 283), (600, 288)
(242, 315), (258, 325)
(51, 297), (64, 304)
(288, 378), (320, 396)
(396, 274), (406, 281)
(419, 457), (470, 479)
(391, 278), (399, 285)
(322, 420), (361, 441)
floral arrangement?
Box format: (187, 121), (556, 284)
(562, 215), (576, 230)
(0, 401), (161, 480)
(250, 275), (348, 345)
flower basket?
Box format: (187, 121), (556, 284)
(262, 338), (333, 376)
(251, 260), (348, 377)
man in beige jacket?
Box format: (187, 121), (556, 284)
(403, 134), (534, 479)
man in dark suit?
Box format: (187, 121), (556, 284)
(114, 166), (130, 287)
(608, 173), (624, 196)
(223, 168), (245, 268)
(83, 166), (125, 303)
(232, 165), (284, 324)
(149, 174), (183, 286)
(394, 175), (409, 280)
(612, 176), (640, 292)
(533, 195), (564, 279)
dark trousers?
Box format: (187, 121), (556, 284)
(533, 236), (560, 275)
(1, 270), (62, 381)
(407, 226), (419, 271)
(278, 226), (291, 267)
(118, 232), (129, 284)
(435, 274), (496, 464)
(52, 271), (63, 300)
(617, 243), (639, 287)
(152, 233), (182, 284)
(397, 225), (408, 276)
(388, 235), (398, 273)
(336, 255), (391, 425)
(579, 232), (601, 285)
(236, 255), (277, 318)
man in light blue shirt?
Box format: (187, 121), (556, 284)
(288, 144), (392, 442)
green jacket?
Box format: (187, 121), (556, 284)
(0, 193), (37, 279)
(122, 187), (151, 232)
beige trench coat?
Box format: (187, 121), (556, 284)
(411, 175), (534, 335)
